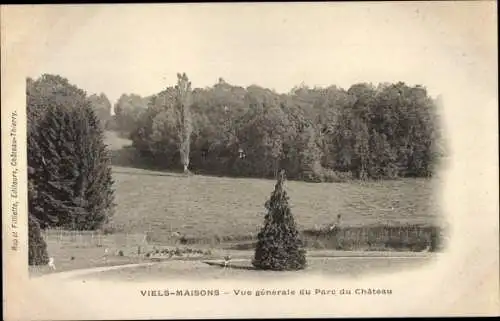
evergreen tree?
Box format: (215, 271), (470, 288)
(253, 170), (307, 271)
(28, 214), (49, 266)
(27, 75), (115, 230)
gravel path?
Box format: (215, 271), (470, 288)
(33, 251), (435, 281)
(31, 262), (159, 281)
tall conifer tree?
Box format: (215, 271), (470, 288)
(253, 170), (307, 271)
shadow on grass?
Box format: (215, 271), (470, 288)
(110, 147), (187, 177)
(112, 169), (181, 178)
(109, 146), (269, 181)
(203, 261), (258, 270)
(108, 145), (336, 183)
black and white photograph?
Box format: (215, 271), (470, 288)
(2, 2), (498, 319)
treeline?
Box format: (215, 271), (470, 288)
(123, 77), (444, 181)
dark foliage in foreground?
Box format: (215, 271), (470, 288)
(27, 74), (115, 230)
(253, 170), (307, 271)
(28, 214), (49, 265)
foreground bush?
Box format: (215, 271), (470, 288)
(253, 170), (307, 271)
(29, 215), (49, 266)
(27, 74), (115, 230)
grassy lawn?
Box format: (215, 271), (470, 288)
(103, 130), (442, 242)
(32, 131), (442, 276)
(109, 165), (441, 242)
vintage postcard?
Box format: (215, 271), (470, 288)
(2, 2), (498, 319)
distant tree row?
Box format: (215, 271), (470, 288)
(27, 74), (115, 230)
(127, 76), (444, 181)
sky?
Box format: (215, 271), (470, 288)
(7, 2), (497, 105)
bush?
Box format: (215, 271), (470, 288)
(253, 170), (307, 271)
(27, 74), (115, 230)
(29, 215), (49, 266)
(316, 167), (352, 183)
(310, 239), (326, 249)
(99, 223), (125, 235)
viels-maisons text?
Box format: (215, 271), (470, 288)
(140, 289), (220, 297)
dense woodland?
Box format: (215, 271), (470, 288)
(114, 77), (445, 181)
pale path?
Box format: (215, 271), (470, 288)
(31, 262), (159, 281)
(32, 251), (436, 281)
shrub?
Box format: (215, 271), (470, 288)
(27, 74), (115, 230)
(253, 170), (307, 271)
(311, 239), (326, 249)
(29, 215), (49, 266)
(299, 166), (346, 184)
(321, 168), (353, 183)
(100, 223), (125, 235)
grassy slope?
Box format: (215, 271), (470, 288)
(31, 131), (442, 275)
(104, 130), (442, 241)
(111, 166), (440, 238)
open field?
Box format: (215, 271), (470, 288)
(109, 166), (442, 241)
(32, 131), (444, 275)
(104, 130), (443, 241)
(104, 129), (444, 250)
